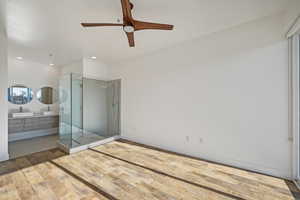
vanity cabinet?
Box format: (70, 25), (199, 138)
(8, 115), (59, 142)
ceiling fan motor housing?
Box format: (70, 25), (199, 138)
(123, 25), (135, 33)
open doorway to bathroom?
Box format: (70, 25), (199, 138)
(8, 85), (59, 159)
(58, 74), (121, 153)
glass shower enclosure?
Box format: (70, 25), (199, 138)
(58, 73), (121, 150)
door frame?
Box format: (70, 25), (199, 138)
(290, 34), (300, 183)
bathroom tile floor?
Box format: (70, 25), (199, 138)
(72, 131), (106, 146)
(8, 135), (58, 159)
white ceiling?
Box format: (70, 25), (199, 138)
(7, 0), (291, 66)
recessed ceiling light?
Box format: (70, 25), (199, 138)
(49, 63), (55, 66)
(16, 57), (23, 60)
(90, 56), (97, 60)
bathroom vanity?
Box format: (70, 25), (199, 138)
(7, 85), (59, 142)
(8, 114), (59, 142)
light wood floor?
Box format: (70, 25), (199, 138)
(0, 140), (299, 200)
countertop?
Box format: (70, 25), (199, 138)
(8, 114), (59, 120)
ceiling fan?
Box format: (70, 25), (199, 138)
(81, 0), (174, 47)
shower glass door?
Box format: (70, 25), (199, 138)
(59, 74), (72, 147)
(71, 73), (83, 145)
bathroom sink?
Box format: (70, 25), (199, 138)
(12, 112), (34, 118)
(43, 111), (56, 116)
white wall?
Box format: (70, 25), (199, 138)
(110, 13), (292, 178)
(60, 58), (108, 80)
(60, 60), (83, 75)
(0, 0), (8, 161)
(83, 58), (108, 80)
(8, 57), (60, 114)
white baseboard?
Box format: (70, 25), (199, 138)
(0, 152), (9, 162)
(120, 135), (291, 179)
(9, 128), (58, 142)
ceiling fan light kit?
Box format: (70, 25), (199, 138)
(81, 0), (174, 47)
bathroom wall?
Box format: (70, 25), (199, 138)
(83, 79), (108, 135)
(107, 80), (121, 136)
(8, 56), (60, 114)
(82, 79), (121, 137)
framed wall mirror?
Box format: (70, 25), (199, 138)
(37, 87), (58, 105)
(8, 85), (33, 105)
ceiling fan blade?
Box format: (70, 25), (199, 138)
(120, 0), (133, 23)
(126, 32), (135, 47)
(134, 21), (174, 31)
(81, 23), (124, 27)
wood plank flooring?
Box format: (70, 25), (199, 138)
(0, 149), (108, 200)
(92, 140), (300, 200)
(0, 140), (299, 200)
